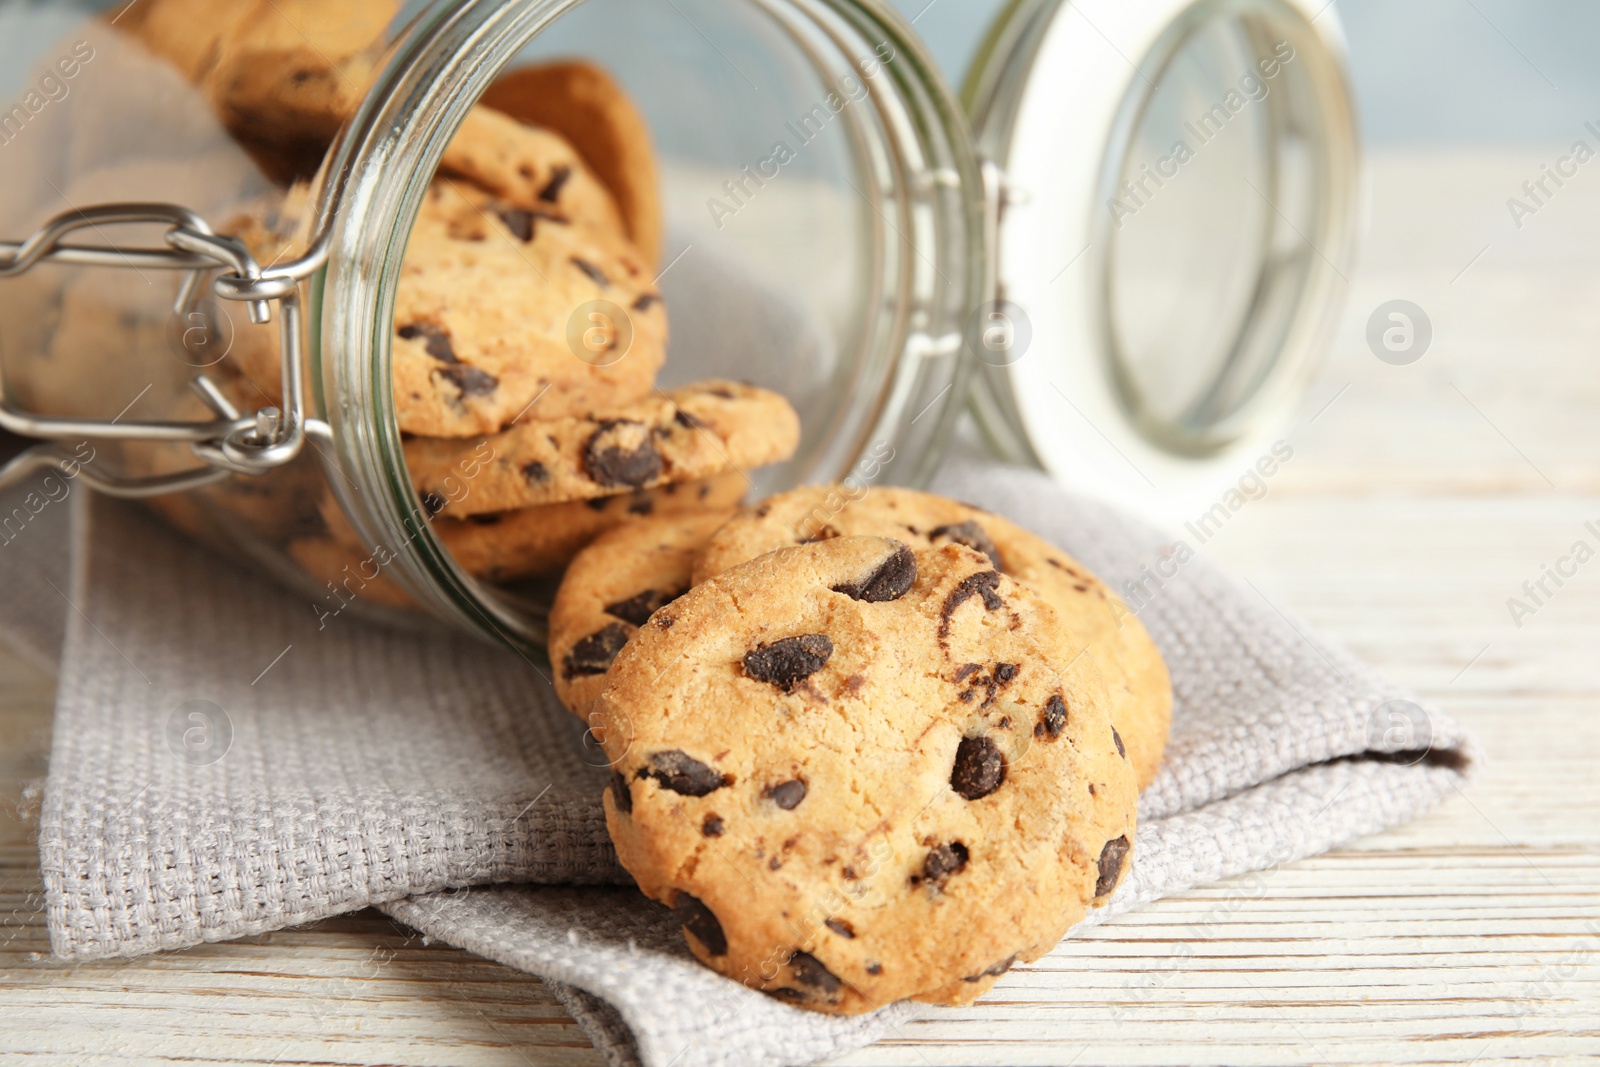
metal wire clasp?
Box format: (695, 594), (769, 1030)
(0, 201), (323, 498)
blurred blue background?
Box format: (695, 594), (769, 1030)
(890, 0), (1600, 144)
(4, 0), (1596, 144)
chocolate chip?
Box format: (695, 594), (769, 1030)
(939, 571), (1004, 639)
(1036, 694), (1067, 740)
(434, 364), (498, 398)
(605, 587), (685, 628)
(701, 814), (725, 837)
(950, 736), (1006, 800)
(919, 842), (969, 889)
(563, 622), (630, 679)
(419, 490), (447, 517)
(583, 420), (664, 488)
(571, 256), (609, 287)
(643, 750), (725, 796)
(787, 950), (842, 995)
(930, 520), (1003, 570)
(627, 495), (654, 516)
(398, 322), (458, 363)
(467, 513), (502, 526)
(768, 987), (807, 1004)
(674, 892), (727, 955)
(963, 954), (1017, 982)
(632, 292), (660, 311)
(994, 663), (1017, 685)
(538, 164), (572, 203)
(1096, 835), (1130, 897)
(865, 961), (882, 975)
(832, 543), (917, 603)
(824, 918), (855, 939)
(609, 771), (632, 813)
(954, 663), (982, 683)
(743, 634), (833, 692)
(585, 497), (610, 511)
(1112, 727), (1127, 759)
(522, 461), (549, 483)
(764, 779), (808, 810)
(674, 409), (705, 430)
(495, 205), (536, 241)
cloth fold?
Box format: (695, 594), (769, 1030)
(0, 458), (1477, 1067)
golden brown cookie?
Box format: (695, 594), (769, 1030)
(480, 61), (662, 267)
(217, 112), (655, 432)
(391, 175), (665, 437)
(403, 381), (797, 518)
(117, 0), (400, 183)
(597, 537), (1138, 1014)
(694, 486), (1172, 790)
(435, 471), (746, 583)
(113, 0), (258, 84)
(438, 104), (629, 246)
(549, 508), (736, 719)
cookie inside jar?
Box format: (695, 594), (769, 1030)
(322, 0), (951, 634)
(0, 0), (974, 644)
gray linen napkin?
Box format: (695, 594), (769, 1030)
(0, 457), (1477, 1067)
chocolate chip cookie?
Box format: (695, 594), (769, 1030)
(693, 486), (1172, 789)
(550, 508), (737, 719)
(119, 0), (400, 183)
(596, 536), (1138, 1014)
(392, 175), (665, 438)
(480, 60), (663, 267)
(436, 471), (745, 583)
(403, 381), (797, 518)
(438, 104), (630, 247)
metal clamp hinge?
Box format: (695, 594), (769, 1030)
(0, 201), (328, 498)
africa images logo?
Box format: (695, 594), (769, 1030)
(0, 40), (96, 148)
(1107, 40), (1297, 228)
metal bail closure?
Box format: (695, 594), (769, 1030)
(964, 0), (1360, 521)
(0, 201), (322, 498)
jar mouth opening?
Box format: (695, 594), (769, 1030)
(317, 0), (983, 650)
(1095, 0), (1359, 458)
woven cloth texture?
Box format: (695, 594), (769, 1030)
(2, 456), (1478, 1067)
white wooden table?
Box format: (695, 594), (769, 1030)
(3, 150), (1598, 1065)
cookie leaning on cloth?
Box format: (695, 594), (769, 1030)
(549, 508), (741, 718)
(593, 535), (1139, 1014)
(694, 486), (1172, 789)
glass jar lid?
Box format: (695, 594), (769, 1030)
(965, 0), (1359, 520)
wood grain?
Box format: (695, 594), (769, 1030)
(3, 151), (1599, 1065)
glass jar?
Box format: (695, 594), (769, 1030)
(0, 0), (1357, 654)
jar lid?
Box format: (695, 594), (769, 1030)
(963, 0), (1360, 522)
